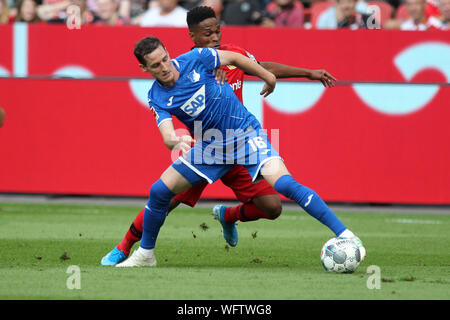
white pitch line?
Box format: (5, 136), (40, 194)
(386, 218), (444, 225)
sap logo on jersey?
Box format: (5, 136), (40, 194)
(180, 85), (206, 117)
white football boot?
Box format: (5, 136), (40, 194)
(339, 229), (366, 261)
(116, 249), (157, 268)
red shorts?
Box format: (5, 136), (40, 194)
(173, 165), (278, 207)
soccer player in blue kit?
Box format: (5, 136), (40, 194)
(116, 37), (365, 267)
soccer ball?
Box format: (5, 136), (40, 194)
(320, 237), (361, 273)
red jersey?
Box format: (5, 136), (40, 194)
(219, 44), (257, 102)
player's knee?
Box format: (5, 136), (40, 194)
(167, 198), (180, 215)
(148, 179), (175, 212)
(263, 201), (282, 220)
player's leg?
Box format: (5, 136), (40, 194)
(223, 194), (281, 223)
(251, 194), (282, 219)
(224, 192), (282, 223)
(219, 166), (282, 224)
(101, 182), (208, 265)
(116, 166), (192, 267)
(212, 194), (281, 247)
(100, 198), (182, 266)
(100, 208), (145, 265)
(212, 166), (282, 247)
(261, 158), (366, 260)
(120, 182), (207, 247)
(261, 158), (346, 235)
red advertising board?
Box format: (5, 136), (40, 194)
(0, 25), (449, 204)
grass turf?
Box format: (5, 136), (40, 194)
(0, 201), (449, 300)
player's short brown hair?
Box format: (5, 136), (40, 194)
(134, 37), (165, 66)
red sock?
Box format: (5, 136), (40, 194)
(224, 202), (271, 224)
(117, 209), (144, 256)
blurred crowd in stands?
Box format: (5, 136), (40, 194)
(0, 0), (448, 29)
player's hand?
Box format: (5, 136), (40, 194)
(308, 69), (337, 88)
(174, 142), (192, 158)
(173, 135), (196, 158)
(260, 74), (276, 98)
(178, 135), (196, 145)
(213, 68), (228, 85)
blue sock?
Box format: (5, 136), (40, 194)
(140, 179), (175, 249)
(274, 175), (346, 236)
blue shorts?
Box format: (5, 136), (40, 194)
(171, 128), (282, 185)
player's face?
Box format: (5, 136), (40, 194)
(141, 45), (178, 86)
(189, 17), (222, 49)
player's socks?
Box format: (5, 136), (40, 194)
(224, 202), (271, 224)
(116, 209), (145, 256)
(274, 175), (347, 236)
(140, 179), (175, 250)
(135, 247), (154, 258)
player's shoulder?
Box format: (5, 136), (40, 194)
(174, 48), (217, 68)
(147, 86), (158, 106)
(220, 43), (248, 55)
(220, 43), (256, 61)
(181, 47), (217, 59)
(148, 81), (166, 104)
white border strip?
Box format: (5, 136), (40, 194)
(157, 118), (173, 128)
(178, 156), (213, 184)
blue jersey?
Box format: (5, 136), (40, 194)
(147, 48), (261, 135)
(147, 47), (281, 185)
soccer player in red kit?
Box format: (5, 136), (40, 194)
(101, 6), (338, 265)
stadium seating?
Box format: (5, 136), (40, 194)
(310, 0), (334, 28)
(395, 3), (410, 20)
(367, 1), (394, 24)
(265, 0), (305, 12)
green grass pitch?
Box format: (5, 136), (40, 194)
(0, 201), (449, 300)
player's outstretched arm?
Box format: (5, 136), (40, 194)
(259, 62), (337, 88)
(217, 50), (276, 97)
(158, 120), (195, 156)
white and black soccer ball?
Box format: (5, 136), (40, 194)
(320, 237), (361, 273)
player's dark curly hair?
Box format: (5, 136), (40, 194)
(134, 37), (165, 66)
(186, 6), (216, 30)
